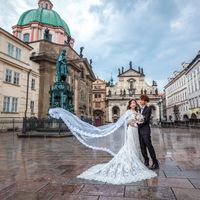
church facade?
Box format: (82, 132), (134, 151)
(106, 63), (160, 124)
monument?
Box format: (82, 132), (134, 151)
(49, 49), (74, 113)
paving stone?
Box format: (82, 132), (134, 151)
(51, 194), (99, 200)
(125, 186), (176, 199)
(172, 188), (200, 200)
(79, 184), (124, 197)
(147, 177), (194, 188)
(164, 170), (200, 179)
(189, 178), (200, 189)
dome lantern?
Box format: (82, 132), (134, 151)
(38, 0), (53, 10)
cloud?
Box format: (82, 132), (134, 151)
(1, 0), (200, 93)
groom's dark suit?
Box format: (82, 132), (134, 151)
(138, 105), (157, 164)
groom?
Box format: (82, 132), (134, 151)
(138, 95), (159, 170)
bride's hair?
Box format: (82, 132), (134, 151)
(127, 99), (139, 111)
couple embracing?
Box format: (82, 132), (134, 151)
(49, 95), (159, 184)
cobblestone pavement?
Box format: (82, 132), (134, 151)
(0, 128), (200, 199)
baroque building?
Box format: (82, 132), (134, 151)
(92, 77), (107, 126)
(11, 0), (96, 118)
(164, 63), (189, 121)
(0, 28), (39, 119)
(106, 62), (160, 123)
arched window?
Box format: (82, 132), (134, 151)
(49, 34), (52, 42)
(23, 33), (30, 43)
(130, 81), (133, 89)
(45, 3), (48, 9)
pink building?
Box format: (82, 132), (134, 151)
(12, 0), (74, 47)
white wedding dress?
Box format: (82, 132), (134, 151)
(49, 108), (157, 184)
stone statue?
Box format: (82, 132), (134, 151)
(120, 89), (123, 96)
(56, 49), (68, 82)
(89, 59), (93, 65)
(80, 47), (84, 58)
(141, 68), (144, 74)
(67, 36), (71, 45)
(108, 89), (111, 97)
(123, 89), (126, 96)
(118, 68), (121, 75)
(129, 61), (132, 69)
(44, 28), (50, 41)
(155, 88), (158, 95)
(122, 67), (124, 73)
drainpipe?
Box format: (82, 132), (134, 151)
(25, 69), (32, 118)
(23, 69), (32, 134)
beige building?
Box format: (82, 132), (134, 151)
(106, 63), (160, 123)
(0, 28), (40, 119)
(92, 77), (107, 126)
(164, 63), (189, 121)
(185, 51), (200, 119)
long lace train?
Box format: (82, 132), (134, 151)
(77, 126), (157, 184)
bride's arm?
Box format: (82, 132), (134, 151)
(125, 110), (135, 127)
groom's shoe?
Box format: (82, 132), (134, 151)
(149, 161), (159, 170)
(144, 161), (149, 167)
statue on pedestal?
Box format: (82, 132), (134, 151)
(49, 48), (74, 113)
(56, 49), (68, 82)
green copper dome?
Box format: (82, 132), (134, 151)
(17, 8), (71, 36)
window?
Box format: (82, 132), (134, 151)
(113, 108), (118, 115)
(81, 67), (84, 79)
(49, 34), (52, 42)
(31, 79), (35, 90)
(30, 101), (34, 115)
(11, 98), (18, 112)
(23, 33), (30, 43)
(16, 47), (21, 60)
(45, 3), (48, 9)
(18, 32), (22, 40)
(3, 97), (10, 112)
(5, 69), (12, 83)
(3, 97), (18, 113)
(8, 43), (14, 57)
(13, 72), (20, 85)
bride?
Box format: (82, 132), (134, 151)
(49, 99), (157, 184)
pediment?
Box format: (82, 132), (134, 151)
(118, 69), (143, 77)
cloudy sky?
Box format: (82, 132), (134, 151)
(1, 0), (200, 91)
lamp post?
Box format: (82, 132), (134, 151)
(23, 69), (32, 134)
(158, 98), (162, 126)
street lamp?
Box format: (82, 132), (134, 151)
(158, 98), (162, 125)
